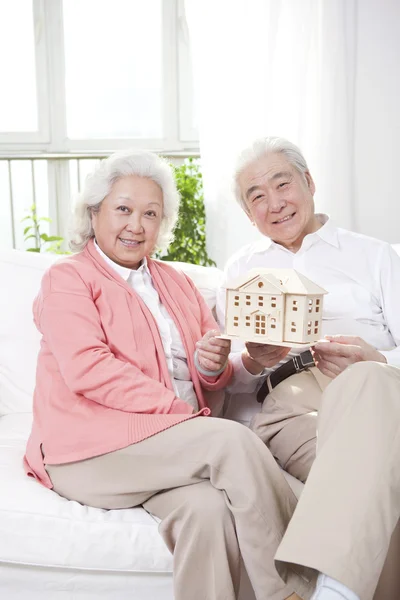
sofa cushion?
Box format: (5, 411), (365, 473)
(0, 251), (59, 416)
(0, 412), (173, 572)
(0, 250), (223, 416)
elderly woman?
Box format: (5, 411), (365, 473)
(23, 150), (313, 600)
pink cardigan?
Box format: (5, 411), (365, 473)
(24, 240), (232, 488)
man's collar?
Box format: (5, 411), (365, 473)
(94, 240), (148, 281)
(312, 214), (339, 248)
(252, 214), (339, 254)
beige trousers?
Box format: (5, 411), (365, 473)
(250, 367), (331, 483)
(252, 361), (400, 600)
(46, 417), (315, 600)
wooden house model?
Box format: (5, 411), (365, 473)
(224, 268), (327, 347)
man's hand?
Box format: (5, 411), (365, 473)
(196, 330), (231, 372)
(243, 342), (291, 374)
(312, 335), (387, 379)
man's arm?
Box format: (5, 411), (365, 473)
(378, 244), (400, 366)
(313, 244), (400, 377)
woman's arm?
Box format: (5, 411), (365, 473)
(35, 264), (192, 415)
(183, 274), (233, 389)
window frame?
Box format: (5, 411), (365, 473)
(0, 0), (50, 148)
(0, 0), (198, 154)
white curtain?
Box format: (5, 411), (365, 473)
(184, 0), (357, 267)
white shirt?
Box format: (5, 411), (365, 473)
(216, 215), (400, 392)
(94, 243), (199, 411)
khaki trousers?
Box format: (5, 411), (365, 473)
(46, 417), (315, 600)
(250, 367), (331, 483)
(253, 361), (400, 600)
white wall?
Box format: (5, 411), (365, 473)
(354, 0), (400, 243)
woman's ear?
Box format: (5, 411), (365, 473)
(90, 207), (98, 229)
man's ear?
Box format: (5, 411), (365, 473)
(245, 210), (255, 225)
(305, 171), (316, 196)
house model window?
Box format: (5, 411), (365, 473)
(255, 315), (266, 335)
(223, 268), (327, 347)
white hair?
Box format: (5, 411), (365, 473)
(69, 150), (180, 253)
(234, 136), (310, 213)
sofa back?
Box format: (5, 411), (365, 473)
(0, 250), (223, 416)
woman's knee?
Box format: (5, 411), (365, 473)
(178, 485), (233, 533)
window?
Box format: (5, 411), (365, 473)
(270, 317), (276, 330)
(291, 321), (296, 333)
(258, 295), (264, 307)
(271, 296), (277, 308)
(307, 320), (312, 335)
(0, 0), (198, 250)
(316, 298), (321, 313)
(258, 281), (264, 288)
(0, 1), (38, 133)
(0, 0), (197, 152)
(245, 316), (251, 327)
(64, 0), (162, 139)
(255, 314), (266, 334)
(234, 294), (239, 307)
(246, 294), (251, 306)
(308, 298), (313, 313)
(293, 300), (298, 311)
(233, 316), (239, 327)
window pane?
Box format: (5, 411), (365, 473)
(0, 162), (14, 249)
(0, 0), (37, 132)
(63, 0), (163, 139)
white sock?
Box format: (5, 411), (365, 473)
(311, 573), (360, 600)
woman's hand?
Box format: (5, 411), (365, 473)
(196, 330), (231, 373)
(312, 335), (387, 379)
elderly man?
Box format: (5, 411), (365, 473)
(215, 137), (400, 600)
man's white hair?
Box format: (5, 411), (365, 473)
(234, 136), (310, 213)
(69, 150), (180, 253)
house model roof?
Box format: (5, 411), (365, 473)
(227, 268), (328, 296)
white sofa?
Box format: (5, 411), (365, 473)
(1, 247), (400, 600)
(0, 249), (305, 600)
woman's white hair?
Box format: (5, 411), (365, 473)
(234, 136), (310, 214)
(69, 150), (180, 253)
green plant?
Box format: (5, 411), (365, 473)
(22, 204), (65, 253)
(156, 158), (216, 266)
